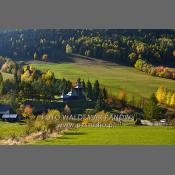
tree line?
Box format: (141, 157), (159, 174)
(0, 29), (175, 66)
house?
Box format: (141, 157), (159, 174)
(60, 79), (85, 101)
(0, 104), (20, 122)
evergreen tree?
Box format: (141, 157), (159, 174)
(82, 80), (86, 91)
(143, 94), (161, 120)
(95, 90), (105, 111)
(0, 72), (4, 95)
(33, 52), (38, 60)
(93, 80), (100, 101)
(103, 87), (108, 100)
(13, 65), (19, 94)
(86, 80), (93, 100)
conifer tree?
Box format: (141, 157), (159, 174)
(0, 72), (4, 95)
(87, 80), (93, 100)
(93, 80), (100, 101)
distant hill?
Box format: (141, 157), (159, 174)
(0, 29), (175, 66)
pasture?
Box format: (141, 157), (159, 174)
(0, 121), (26, 139)
(30, 57), (175, 100)
(33, 126), (175, 145)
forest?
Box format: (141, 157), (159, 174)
(0, 29), (174, 65)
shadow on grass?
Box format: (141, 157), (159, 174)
(64, 132), (87, 136)
(58, 137), (72, 140)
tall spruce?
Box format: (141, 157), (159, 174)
(0, 72), (4, 95)
(103, 88), (108, 100)
(87, 80), (93, 100)
(93, 80), (100, 101)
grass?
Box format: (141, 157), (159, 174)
(0, 121), (26, 139)
(30, 57), (175, 100)
(32, 126), (175, 145)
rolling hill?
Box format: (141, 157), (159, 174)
(30, 56), (175, 101)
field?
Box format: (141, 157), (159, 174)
(0, 121), (26, 139)
(30, 56), (175, 100)
(33, 126), (175, 145)
(0, 121), (174, 145)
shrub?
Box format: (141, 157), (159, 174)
(135, 118), (142, 125)
(63, 104), (71, 115)
(46, 109), (61, 121)
(10, 132), (18, 140)
(34, 116), (46, 131)
(134, 59), (145, 70)
(170, 118), (175, 128)
(45, 120), (57, 133)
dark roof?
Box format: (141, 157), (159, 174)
(0, 104), (11, 112)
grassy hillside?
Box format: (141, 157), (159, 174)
(30, 57), (175, 100)
(32, 126), (175, 145)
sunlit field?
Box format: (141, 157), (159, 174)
(33, 126), (175, 145)
(30, 57), (175, 101)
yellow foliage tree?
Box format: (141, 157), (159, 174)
(118, 89), (126, 104)
(170, 93), (175, 107)
(42, 54), (48, 61)
(166, 91), (173, 106)
(155, 86), (167, 103)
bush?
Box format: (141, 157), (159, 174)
(169, 118), (175, 127)
(134, 59), (175, 80)
(45, 120), (57, 133)
(135, 118), (142, 125)
(34, 116), (46, 131)
(10, 132), (18, 140)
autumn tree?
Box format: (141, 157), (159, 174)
(21, 105), (33, 118)
(66, 44), (72, 55)
(128, 52), (137, 63)
(166, 91), (173, 106)
(155, 86), (167, 104)
(118, 89), (127, 105)
(42, 54), (48, 61)
(170, 93), (175, 107)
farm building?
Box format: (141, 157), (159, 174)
(61, 79), (85, 101)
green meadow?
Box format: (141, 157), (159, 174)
(0, 121), (26, 139)
(33, 126), (175, 145)
(30, 57), (175, 100)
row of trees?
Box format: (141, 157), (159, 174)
(135, 59), (175, 80)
